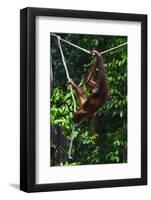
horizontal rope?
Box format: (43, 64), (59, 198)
(51, 33), (90, 54)
(101, 42), (128, 55)
(50, 33), (127, 55)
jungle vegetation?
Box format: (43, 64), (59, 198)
(50, 33), (127, 166)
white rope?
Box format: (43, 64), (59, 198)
(50, 36), (53, 83)
(57, 36), (76, 113)
(57, 36), (70, 80)
(101, 42), (128, 55)
(51, 33), (127, 55)
(57, 36), (76, 159)
(51, 33), (90, 54)
(68, 124), (76, 159)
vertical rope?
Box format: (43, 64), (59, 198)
(50, 36), (53, 83)
(68, 124), (76, 159)
(57, 36), (76, 159)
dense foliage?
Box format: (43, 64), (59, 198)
(50, 33), (127, 166)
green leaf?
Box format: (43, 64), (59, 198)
(120, 111), (123, 118)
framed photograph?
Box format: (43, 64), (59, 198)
(20, 7), (147, 192)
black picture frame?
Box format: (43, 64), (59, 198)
(20, 7), (147, 192)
